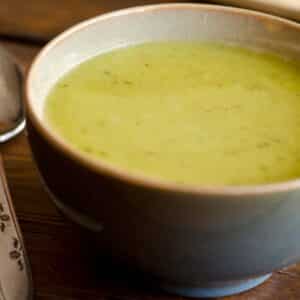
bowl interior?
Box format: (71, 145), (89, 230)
(28, 4), (300, 121)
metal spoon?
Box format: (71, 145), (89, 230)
(0, 46), (32, 300)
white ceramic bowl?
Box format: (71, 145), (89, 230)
(26, 4), (300, 298)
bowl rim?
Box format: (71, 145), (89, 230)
(26, 3), (300, 197)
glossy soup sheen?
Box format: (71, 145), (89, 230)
(45, 42), (300, 186)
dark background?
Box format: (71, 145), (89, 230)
(0, 0), (209, 42)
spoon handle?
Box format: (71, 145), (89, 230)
(0, 155), (32, 300)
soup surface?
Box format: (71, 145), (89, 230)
(45, 42), (300, 186)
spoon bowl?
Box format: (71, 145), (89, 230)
(0, 46), (25, 143)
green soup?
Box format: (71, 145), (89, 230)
(45, 42), (300, 186)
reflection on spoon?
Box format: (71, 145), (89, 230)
(0, 46), (25, 143)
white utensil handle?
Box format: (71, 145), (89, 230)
(0, 155), (32, 300)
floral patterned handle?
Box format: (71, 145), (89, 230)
(0, 155), (32, 300)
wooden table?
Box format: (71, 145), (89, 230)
(1, 9), (300, 300)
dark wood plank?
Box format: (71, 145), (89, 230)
(1, 37), (300, 300)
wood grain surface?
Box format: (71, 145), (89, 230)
(1, 36), (300, 299)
